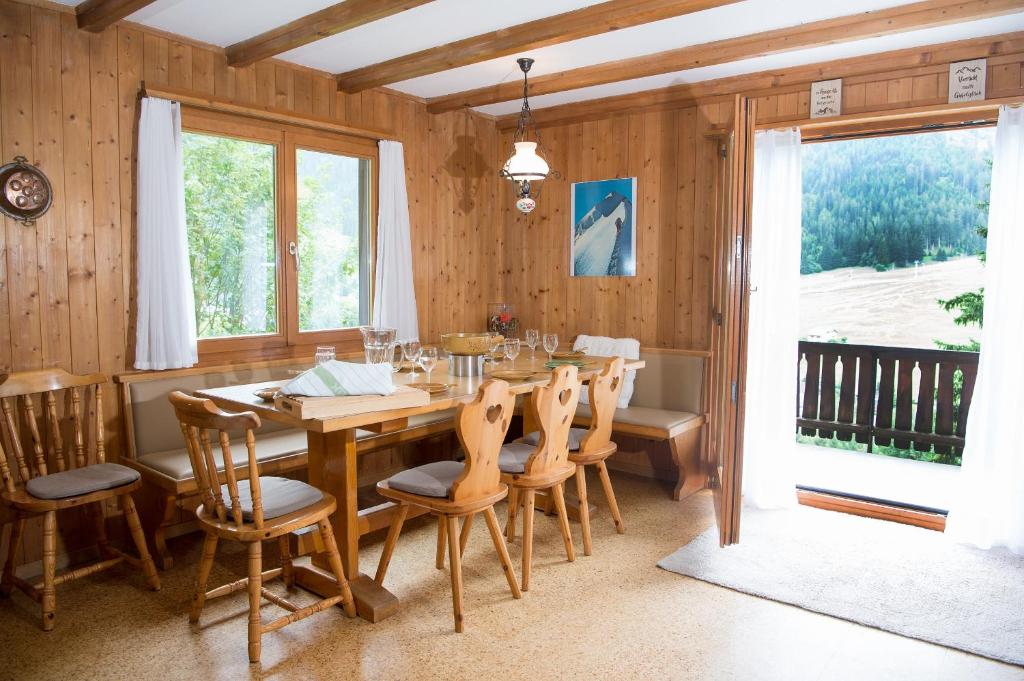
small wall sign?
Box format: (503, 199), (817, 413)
(810, 79), (842, 118)
(949, 59), (987, 103)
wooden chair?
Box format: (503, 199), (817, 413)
(375, 379), (522, 633)
(501, 365), (581, 590)
(0, 369), (160, 631)
(168, 392), (356, 664)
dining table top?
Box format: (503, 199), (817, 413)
(194, 354), (645, 434)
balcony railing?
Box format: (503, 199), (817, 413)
(796, 341), (979, 456)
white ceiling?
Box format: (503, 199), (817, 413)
(54, 0), (1024, 115)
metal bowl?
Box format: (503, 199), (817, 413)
(441, 332), (500, 355)
(0, 157), (52, 226)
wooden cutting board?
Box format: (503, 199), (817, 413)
(274, 384), (430, 420)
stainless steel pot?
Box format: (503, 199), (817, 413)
(447, 353), (485, 377)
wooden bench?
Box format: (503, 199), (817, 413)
(574, 348), (708, 500)
(115, 359), (456, 569)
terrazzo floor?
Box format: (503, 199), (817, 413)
(1, 472), (1021, 681)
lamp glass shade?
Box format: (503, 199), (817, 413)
(503, 141), (549, 182)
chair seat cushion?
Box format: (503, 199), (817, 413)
(223, 476), (323, 521)
(576, 403), (699, 434)
(519, 427), (588, 451)
(498, 442), (536, 474)
(25, 463), (140, 500)
(386, 461), (464, 498)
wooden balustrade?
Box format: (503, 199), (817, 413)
(796, 341), (979, 456)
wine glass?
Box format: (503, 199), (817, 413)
(504, 337), (521, 369)
(542, 333), (558, 363)
(418, 346), (439, 383)
(487, 332), (503, 367)
(314, 345), (335, 365)
(524, 329), (538, 360)
(402, 339), (422, 377)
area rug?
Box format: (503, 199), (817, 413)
(658, 505), (1024, 666)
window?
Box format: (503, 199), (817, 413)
(182, 110), (375, 357)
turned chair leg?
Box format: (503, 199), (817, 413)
(247, 541), (262, 664)
(375, 503), (409, 585)
(444, 515), (465, 633)
(595, 461), (625, 534)
(551, 483), (576, 563)
(91, 501), (110, 554)
(278, 536), (294, 589)
(318, 520), (357, 618)
(152, 495), (177, 571)
(435, 516), (447, 570)
(121, 494), (161, 590)
(1, 517), (25, 597)
(521, 490), (536, 592)
(505, 487), (520, 542)
(41, 510), (57, 631)
(190, 533), (218, 623)
(483, 506), (521, 599)
(575, 465), (593, 556)
(458, 512), (475, 557)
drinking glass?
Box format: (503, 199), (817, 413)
(418, 347), (439, 383)
(524, 329), (539, 359)
(487, 332), (503, 367)
(504, 337), (521, 368)
(542, 333), (558, 362)
(314, 345), (335, 365)
(402, 339), (422, 377)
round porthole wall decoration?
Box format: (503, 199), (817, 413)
(0, 156), (53, 226)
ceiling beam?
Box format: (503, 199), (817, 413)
(335, 0), (741, 93)
(429, 0), (1024, 113)
(76, 0), (158, 32)
(226, 0), (437, 68)
(493, 31), (1024, 130)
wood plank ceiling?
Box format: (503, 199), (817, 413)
(52, 0), (1024, 118)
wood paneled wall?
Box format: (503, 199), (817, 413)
(0, 0), (499, 445)
(498, 101), (732, 351)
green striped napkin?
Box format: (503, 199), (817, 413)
(544, 359), (587, 369)
(280, 360), (395, 397)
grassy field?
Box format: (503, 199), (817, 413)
(799, 256), (984, 349)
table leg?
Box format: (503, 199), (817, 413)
(298, 428), (399, 623)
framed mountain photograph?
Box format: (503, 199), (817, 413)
(570, 177), (637, 277)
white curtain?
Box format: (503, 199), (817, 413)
(945, 105), (1024, 555)
(742, 128), (802, 509)
(373, 140), (419, 340)
(134, 97), (197, 370)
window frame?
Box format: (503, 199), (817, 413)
(180, 108), (378, 362)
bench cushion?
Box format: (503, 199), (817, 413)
(498, 442), (535, 474)
(386, 461), (464, 498)
(225, 477), (322, 520)
(25, 463), (140, 500)
(576, 403), (699, 435)
(137, 429), (313, 482)
(519, 427), (588, 451)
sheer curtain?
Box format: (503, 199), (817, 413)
(134, 97), (197, 370)
(742, 128), (802, 509)
(945, 105), (1024, 554)
(373, 140), (419, 340)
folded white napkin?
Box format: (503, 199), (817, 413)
(573, 334), (639, 408)
(280, 360), (395, 397)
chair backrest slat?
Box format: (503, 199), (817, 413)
(22, 395), (48, 478)
(525, 366), (582, 476)
(580, 358), (625, 454)
(1, 397), (30, 486)
(450, 380), (514, 502)
(0, 369), (109, 489)
(45, 392), (66, 473)
(169, 391), (264, 529)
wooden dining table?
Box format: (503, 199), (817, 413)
(195, 354), (644, 622)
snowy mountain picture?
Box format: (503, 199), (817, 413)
(570, 177), (637, 277)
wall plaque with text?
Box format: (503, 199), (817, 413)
(810, 79), (842, 118)
(949, 59), (987, 103)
